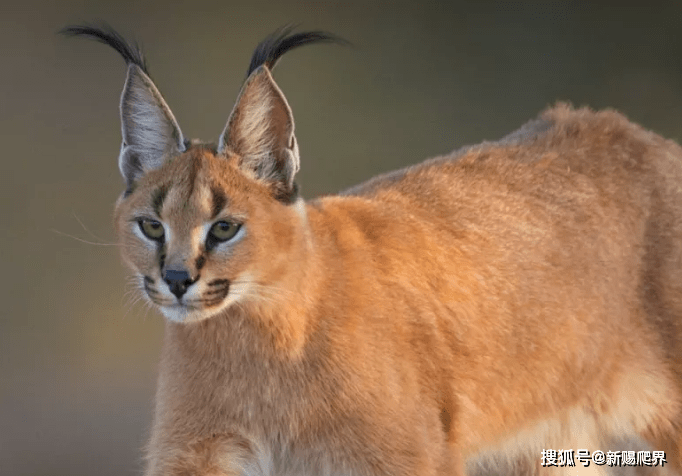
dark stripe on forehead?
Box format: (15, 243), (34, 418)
(186, 154), (201, 197)
(152, 184), (169, 216)
(210, 186), (227, 219)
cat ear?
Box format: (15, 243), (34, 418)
(217, 66), (299, 202)
(119, 64), (185, 189)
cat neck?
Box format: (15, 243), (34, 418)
(167, 197), (327, 362)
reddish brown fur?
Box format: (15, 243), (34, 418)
(116, 104), (682, 475)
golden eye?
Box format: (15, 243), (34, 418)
(208, 221), (241, 242)
(139, 219), (165, 241)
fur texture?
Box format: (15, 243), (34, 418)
(68, 25), (682, 476)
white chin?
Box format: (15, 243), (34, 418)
(160, 305), (193, 323)
(159, 301), (231, 324)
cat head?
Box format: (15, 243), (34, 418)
(63, 24), (343, 323)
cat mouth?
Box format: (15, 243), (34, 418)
(141, 276), (231, 322)
(159, 291), (230, 310)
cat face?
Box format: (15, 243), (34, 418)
(114, 147), (304, 323)
(58, 25), (337, 323)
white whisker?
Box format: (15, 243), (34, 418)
(50, 228), (120, 247)
(71, 210), (115, 244)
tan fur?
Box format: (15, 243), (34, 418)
(115, 102), (682, 476)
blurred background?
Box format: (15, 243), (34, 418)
(3, 0), (682, 474)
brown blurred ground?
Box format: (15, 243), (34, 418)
(3, 1), (682, 474)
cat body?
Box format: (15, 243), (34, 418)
(64, 25), (682, 476)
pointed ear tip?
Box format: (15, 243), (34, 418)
(125, 63), (147, 76)
(247, 64), (275, 81)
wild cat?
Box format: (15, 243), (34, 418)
(62, 24), (682, 476)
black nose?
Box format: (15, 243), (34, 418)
(163, 269), (195, 299)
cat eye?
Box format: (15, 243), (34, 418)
(208, 221), (241, 243)
(138, 219), (165, 241)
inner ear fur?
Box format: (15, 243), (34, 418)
(119, 64), (186, 190)
(218, 66), (300, 202)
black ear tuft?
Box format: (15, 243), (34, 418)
(62, 22), (185, 188)
(218, 26), (347, 203)
(246, 25), (350, 76)
(60, 23), (150, 75)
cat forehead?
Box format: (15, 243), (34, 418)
(124, 146), (255, 214)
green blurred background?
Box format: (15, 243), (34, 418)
(3, 0), (682, 474)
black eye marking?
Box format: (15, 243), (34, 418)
(195, 253), (206, 271)
(152, 185), (169, 217)
(158, 246), (166, 271)
(210, 186), (227, 219)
